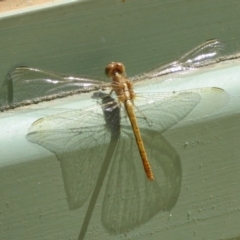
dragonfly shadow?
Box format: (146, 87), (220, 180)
(102, 127), (181, 233)
(27, 123), (181, 234)
(26, 83), (229, 235)
(26, 90), (183, 237)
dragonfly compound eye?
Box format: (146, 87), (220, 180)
(105, 62), (125, 77)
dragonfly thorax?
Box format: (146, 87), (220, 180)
(105, 62), (136, 103)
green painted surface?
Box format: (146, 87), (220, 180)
(0, 0), (240, 83)
(0, 1), (240, 239)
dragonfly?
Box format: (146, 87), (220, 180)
(0, 39), (226, 111)
(4, 40), (230, 235)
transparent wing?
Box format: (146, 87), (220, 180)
(132, 39), (226, 84)
(102, 127), (181, 233)
(26, 87), (228, 209)
(26, 105), (116, 210)
(119, 87), (228, 133)
(0, 39), (226, 110)
(0, 66), (105, 109)
(101, 87), (228, 233)
(24, 88), (197, 211)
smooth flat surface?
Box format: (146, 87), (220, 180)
(0, 57), (240, 240)
(0, 0), (240, 86)
(0, 1), (240, 239)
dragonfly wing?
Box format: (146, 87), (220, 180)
(0, 66), (104, 109)
(133, 87), (228, 132)
(133, 91), (200, 132)
(132, 39), (225, 84)
(102, 127), (181, 233)
(176, 39), (226, 69)
(26, 106), (114, 210)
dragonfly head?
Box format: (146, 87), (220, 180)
(105, 62), (125, 78)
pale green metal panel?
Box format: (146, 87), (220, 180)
(0, 1), (240, 240)
(0, 0), (240, 82)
